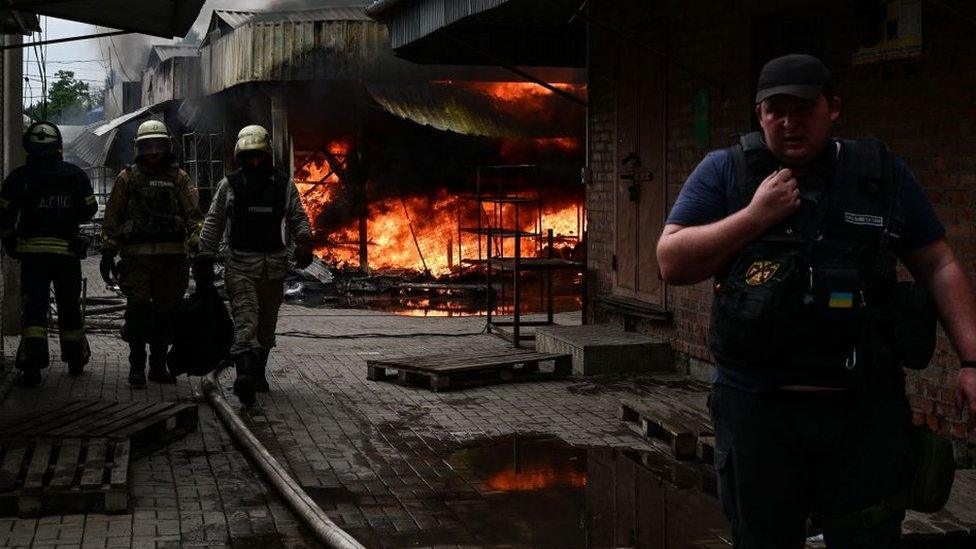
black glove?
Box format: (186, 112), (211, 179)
(293, 243), (314, 270)
(194, 257), (215, 290)
(2, 236), (19, 259)
(99, 252), (117, 286)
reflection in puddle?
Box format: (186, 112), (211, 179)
(451, 434), (730, 548)
(306, 433), (731, 548)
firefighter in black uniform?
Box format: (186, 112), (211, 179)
(0, 121), (98, 387)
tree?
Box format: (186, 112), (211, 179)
(25, 70), (93, 124)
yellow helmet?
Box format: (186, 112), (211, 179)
(234, 124), (273, 160)
(135, 119), (170, 142)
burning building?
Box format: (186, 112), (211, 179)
(192, 7), (586, 277)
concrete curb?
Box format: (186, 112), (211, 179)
(202, 367), (366, 549)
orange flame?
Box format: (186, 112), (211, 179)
(295, 142), (584, 276)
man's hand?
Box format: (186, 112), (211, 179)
(956, 369), (976, 414)
(293, 243), (314, 270)
(99, 251), (117, 286)
(746, 168), (801, 227)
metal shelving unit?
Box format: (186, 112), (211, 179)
(463, 165), (582, 347)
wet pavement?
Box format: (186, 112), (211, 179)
(0, 257), (738, 548)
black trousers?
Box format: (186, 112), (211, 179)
(709, 382), (914, 549)
(17, 254), (86, 369)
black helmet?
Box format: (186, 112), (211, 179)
(23, 121), (63, 157)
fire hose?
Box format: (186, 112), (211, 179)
(201, 367), (366, 549)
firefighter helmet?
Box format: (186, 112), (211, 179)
(135, 120), (170, 143)
(234, 125), (273, 160)
(22, 121), (62, 155)
(134, 120), (172, 159)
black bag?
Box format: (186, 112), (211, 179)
(167, 288), (234, 376)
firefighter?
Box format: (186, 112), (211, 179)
(100, 120), (203, 387)
(0, 121), (98, 387)
(195, 125), (313, 406)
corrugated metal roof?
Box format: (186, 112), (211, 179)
(66, 123), (117, 168)
(93, 105), (156, 137)
(214, 7), (369, 29)
(149, 44), (200, 66)
(368, 83), (543, 138)
(200, 11), (408, 95)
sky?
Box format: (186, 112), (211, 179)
(25, 1), (369, 110)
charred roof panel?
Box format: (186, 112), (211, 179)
(201, 8), (415, 95)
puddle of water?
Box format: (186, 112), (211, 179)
(450, 434), (730, 549)
(307, 433), (730, 548)
(284, 270), (582, 317)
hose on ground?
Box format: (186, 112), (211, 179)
(201, 368), (366, 549)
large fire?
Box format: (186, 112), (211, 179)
(295, 146), (583, 277)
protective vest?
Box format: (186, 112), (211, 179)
(227, 169), (287, 253)
(5, 160), (96, 256)
(120, 165), (186, 249)
(708, 132), (903, 388)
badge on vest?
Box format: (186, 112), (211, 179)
(149, 180), (175, 189)
(844, 212), (883, 227)
(745, 260), (780, 286)
(248, 206), (273, 213)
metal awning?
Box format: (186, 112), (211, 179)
(7, 0), (206, 38)
(69, 100), (175, 167)
(366, 0), (585, 67)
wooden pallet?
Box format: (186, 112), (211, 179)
(0, 438), (129, 517)
(0, 400), (198, 459)
(366, 350), (572, 391)
(621, 394), (714, 461)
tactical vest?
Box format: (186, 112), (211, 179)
(121, 165), (186, 245)
(227, 169), (287, 253)
(708, 132), (903, 388)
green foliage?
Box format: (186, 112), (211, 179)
(25, 70), (95, 124)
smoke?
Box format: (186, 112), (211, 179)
(98, 0), (370, 82)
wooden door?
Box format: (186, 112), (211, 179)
(613, 21), (666, 305)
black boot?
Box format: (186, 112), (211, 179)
(148, 343), (176, 384)
(128, 342), (147, 387)
(232, 352), (258, 407)
(254, 348), (271, 393)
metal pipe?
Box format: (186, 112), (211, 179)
(201, 369), (366, 549)
(1, 30), (131, 50)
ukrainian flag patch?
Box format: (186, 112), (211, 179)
(828, 292), (854, 309)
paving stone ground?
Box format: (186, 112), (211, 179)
(0, 259), (700, 548)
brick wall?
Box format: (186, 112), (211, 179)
(586, 1), (976, 450)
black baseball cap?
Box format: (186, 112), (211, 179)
(755, 54), (833, 104)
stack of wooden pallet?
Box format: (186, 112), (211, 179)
(0, 399), (198, 517)
(619, 383), (714, 463)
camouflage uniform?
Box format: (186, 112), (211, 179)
(101, 163), (203, 368)
(198, 170), (311, 358)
